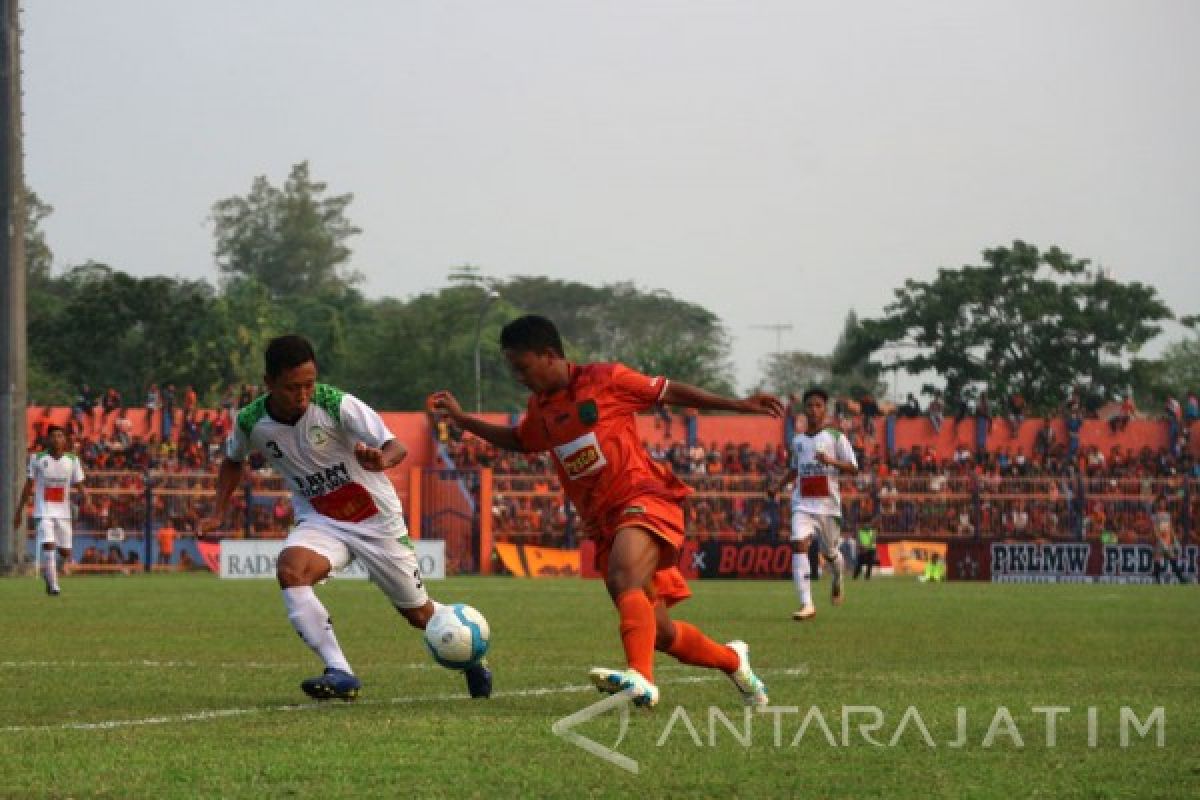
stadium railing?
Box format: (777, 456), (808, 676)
(22, 468), (1196, 575)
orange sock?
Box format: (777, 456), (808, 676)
(665, 621), (739, 674)
(615, 589), (657, 682)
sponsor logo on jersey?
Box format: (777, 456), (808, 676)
(554, 432), (607, 480)
(310, 481), (379, 523)
(292, 462), (354, 499)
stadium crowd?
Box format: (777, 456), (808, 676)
(20, 383), (1200, 555)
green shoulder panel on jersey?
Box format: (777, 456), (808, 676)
(237, 396), (269, 438)
(313, 384), (344, 424)
(821, 426), (844, 439)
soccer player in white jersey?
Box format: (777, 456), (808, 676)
(772, 388), (859, 621)
(13, 425), (86, 596)
(201, 334), (492, 701)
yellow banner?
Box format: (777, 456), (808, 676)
(886, 540), (948, 576)
(494, 543), (580, 578)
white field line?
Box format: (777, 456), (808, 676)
(0, 661), (810, 676)
(0, 675), (723, 735)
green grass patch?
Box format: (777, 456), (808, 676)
(0, 573), (1195, 798)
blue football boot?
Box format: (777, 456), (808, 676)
(464, 659), (493, 699)
(300, 668), (362, 701)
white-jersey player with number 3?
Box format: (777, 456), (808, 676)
(771, 387), (858, 620)
(14, 425), (86, 596)
(202, 334), (492, 701)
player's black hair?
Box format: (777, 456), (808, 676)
(802, 387), (829, 404)
(264, 334), (317, 378)
(500, 315), (565, 357)
(46, 424), (64, 436)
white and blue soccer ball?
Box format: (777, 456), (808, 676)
(424, 603), (490, 670)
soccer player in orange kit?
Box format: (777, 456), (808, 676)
(428, 314), (781, 707)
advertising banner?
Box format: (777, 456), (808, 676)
(218, 539), (446, 580)
(494, 543), (580, 577)
(947, 540), (1199, 583)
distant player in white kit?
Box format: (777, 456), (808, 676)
(13, 425), (86, 596)
(202, 334), (492, 701)
(771, 388), (858, 620)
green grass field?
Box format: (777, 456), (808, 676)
(0, 573), (1196, 799)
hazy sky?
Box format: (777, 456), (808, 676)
(21, 0), (1200, 394)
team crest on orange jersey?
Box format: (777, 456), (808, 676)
(553, 431), (607, 480)
(578, 399), (599, 425)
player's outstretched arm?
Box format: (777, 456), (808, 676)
(12, 477), (33, 529)
(662, 381), (785, 418)
(198, 457), (245, 536)
(427, 390), (526, 452)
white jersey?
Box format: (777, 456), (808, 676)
(27, 451), (85, 519)
(788, 427), (857, 518)
(226, 384), (407, 538)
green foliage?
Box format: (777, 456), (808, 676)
(23, 187), (54, 287)
(24, 175), (1186, 414)
(499, 277), (734, 395)
(335, 286), (520, 411)
(1155, 336), (1200, 397)
(29, 262), (232, 404)
(765, 312), (886, 399)
(840, 241), (1174, 412)
(210, 162), (362, 300)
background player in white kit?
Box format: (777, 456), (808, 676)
(13, 425), (86, 596)
(771, 388), (858, 620)
(202, 334), (492, 701)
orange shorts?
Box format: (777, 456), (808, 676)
(592, 495), (692, 608)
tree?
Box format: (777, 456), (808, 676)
(337, 286), (521, 412)
(837, 241), (1174, 413)
(210, 162), (362, 299)
(24, 187), (54, 287)
(498, 277), (735, 394)
(1156, 336), (1200, 399)
(761, 313), (885, 400)
(760, 351), (834, 398)
(29, 263), (231, 404)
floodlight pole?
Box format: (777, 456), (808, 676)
(473, 289), (500, 413)
(0, 0), (27, 575)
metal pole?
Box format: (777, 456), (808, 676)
(473, 289), (498, 413)
(0, 0), (27, 575)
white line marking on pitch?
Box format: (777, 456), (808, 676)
(0, 676), (721, 735)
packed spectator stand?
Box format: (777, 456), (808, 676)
(19, 386), (1200, 570)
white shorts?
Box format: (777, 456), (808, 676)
(285, 524), (429, 610)
(36, 518), (73, 550)
(790, 512), (842, 559)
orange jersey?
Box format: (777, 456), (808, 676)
(514, 362), (691, 527)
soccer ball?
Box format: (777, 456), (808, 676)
(423, 603), (490, 670)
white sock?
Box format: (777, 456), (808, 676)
(282, 587), (352, 674)
(43, 552), (58, 590)
(792, 553), (812, 607)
